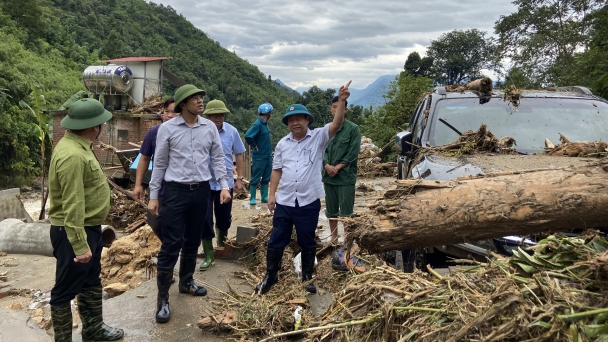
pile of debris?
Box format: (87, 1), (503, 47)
(359, 136), (380, 159)
(428, 124), (517, 157)
(546, 134), (608, 157)
(100, 225), (161, 296)
(105, 188), (147, 230)
(199, 232), (608, 341)
(446, 77), (493, 95)
(128, 94), (164, 114)
(357, 136), (396, 178)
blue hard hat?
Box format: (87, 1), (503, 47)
(258, 103), (273, 115)
(282, 104), (314, 125)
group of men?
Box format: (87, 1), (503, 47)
(47, 80), (359, 341)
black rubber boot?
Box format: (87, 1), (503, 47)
(255, 248), (284, 294)
(156, 268), (173, 323)
(301, 248), (317, 294)
(178, 257), (207, 296)
(77, 285), (124, 341)
(51, 303), (73, 342)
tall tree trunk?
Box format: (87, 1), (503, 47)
(346, 161), (608, 253)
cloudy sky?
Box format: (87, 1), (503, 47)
(151, 0), (517, 90)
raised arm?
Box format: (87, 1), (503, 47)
(328, 80), (351, 139)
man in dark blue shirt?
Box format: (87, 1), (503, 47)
(133, 98), (177, 240)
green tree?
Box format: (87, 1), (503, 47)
(361, 72), (433, 159)
(426, 29), (500, 85)
(20, 83), (52, 218)
(494, 0), (605, 86)
(100, 29), (125, 59)
(404, 52), (433, 78)
(0, 0), (44, 42)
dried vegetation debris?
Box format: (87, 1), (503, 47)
(105, 188), (147, 230)
(128, 94), (164, 114)
(202, 232), (608, 342)
(546, 134), (608, 158)
(426, 124), (517, 157)
(446, 77), (493, 94)
(100, 225), (161, 294)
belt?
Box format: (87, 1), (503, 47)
(167, 181), (209, 190)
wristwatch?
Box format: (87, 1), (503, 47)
(237, 176), (244, 180)
(222, 187), (230, 191)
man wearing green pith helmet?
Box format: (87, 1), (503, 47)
(199, 99), (246, 271)
(148, 84), (231, 324)
(48, 98), (124, 341)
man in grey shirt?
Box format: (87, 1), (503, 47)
(148, 84), (231, 324)
(256, 81), (351, 295)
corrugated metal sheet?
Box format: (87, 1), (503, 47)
(103, 57), (171, 63)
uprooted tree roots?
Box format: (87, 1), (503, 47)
(201, 233), (608, 341)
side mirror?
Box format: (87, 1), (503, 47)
(395, 131), (414, 155)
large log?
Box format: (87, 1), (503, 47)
(346, 160), (608, 253)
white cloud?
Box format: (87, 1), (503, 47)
(152, 0), (516, 89)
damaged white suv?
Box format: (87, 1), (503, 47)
(394, 85), (608, 271)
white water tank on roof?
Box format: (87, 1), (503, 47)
(83, 65), (133, 94)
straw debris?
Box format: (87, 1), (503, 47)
(203, 233), (608, 341)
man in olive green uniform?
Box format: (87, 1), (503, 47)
(48, 98), (124, 342)
(322, 96), (361, 243)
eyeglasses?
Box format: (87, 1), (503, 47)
(188, 95), (204, 102)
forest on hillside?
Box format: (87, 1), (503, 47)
(1, 0), (607, 188)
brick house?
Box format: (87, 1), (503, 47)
(51, 111), (162, 176)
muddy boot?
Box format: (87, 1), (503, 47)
(249, 186), (257, 205)
(156, 268), (173, 323)
(51, 303), (73, 342)
(199, 240), (215, 271)
(178, 257), (207, 296)
(301, 248), (317, 294)
(260, 184), (269, 203)
(255, 248), (284, 294)
(77, 285), (124, 341)
(215, 226), (227, 247)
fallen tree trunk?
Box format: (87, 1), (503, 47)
(346, 160), (608, 253)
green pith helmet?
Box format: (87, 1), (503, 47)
(60, 98), (113, 130)
(173, 84), (206, 113)
(203, 99), (230, 115)
(282, 104), (314, 125)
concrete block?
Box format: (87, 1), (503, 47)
(236, 226), (258, 244)
(214, 244), (257, 263)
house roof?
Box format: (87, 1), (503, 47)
(103, 57), (171, 63)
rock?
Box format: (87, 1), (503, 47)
(109, 265), (121, 277)
(8, 303), (22, 310)
(114, 253), (133, 264)
(34, 308), (45, 317)
(139, 240), (147, 248)
(125, 271), (134, 279)
(103, 283), (129, 297)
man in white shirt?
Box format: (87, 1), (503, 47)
(256, 81), (351, 295)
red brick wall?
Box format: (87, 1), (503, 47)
(52, 113), (161, 168)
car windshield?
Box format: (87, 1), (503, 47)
(431, 97), (608, 153)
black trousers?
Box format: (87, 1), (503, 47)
(157, 181), (210, 270)
(201, 188), (233, 240)
(49, 225), (103, 306)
